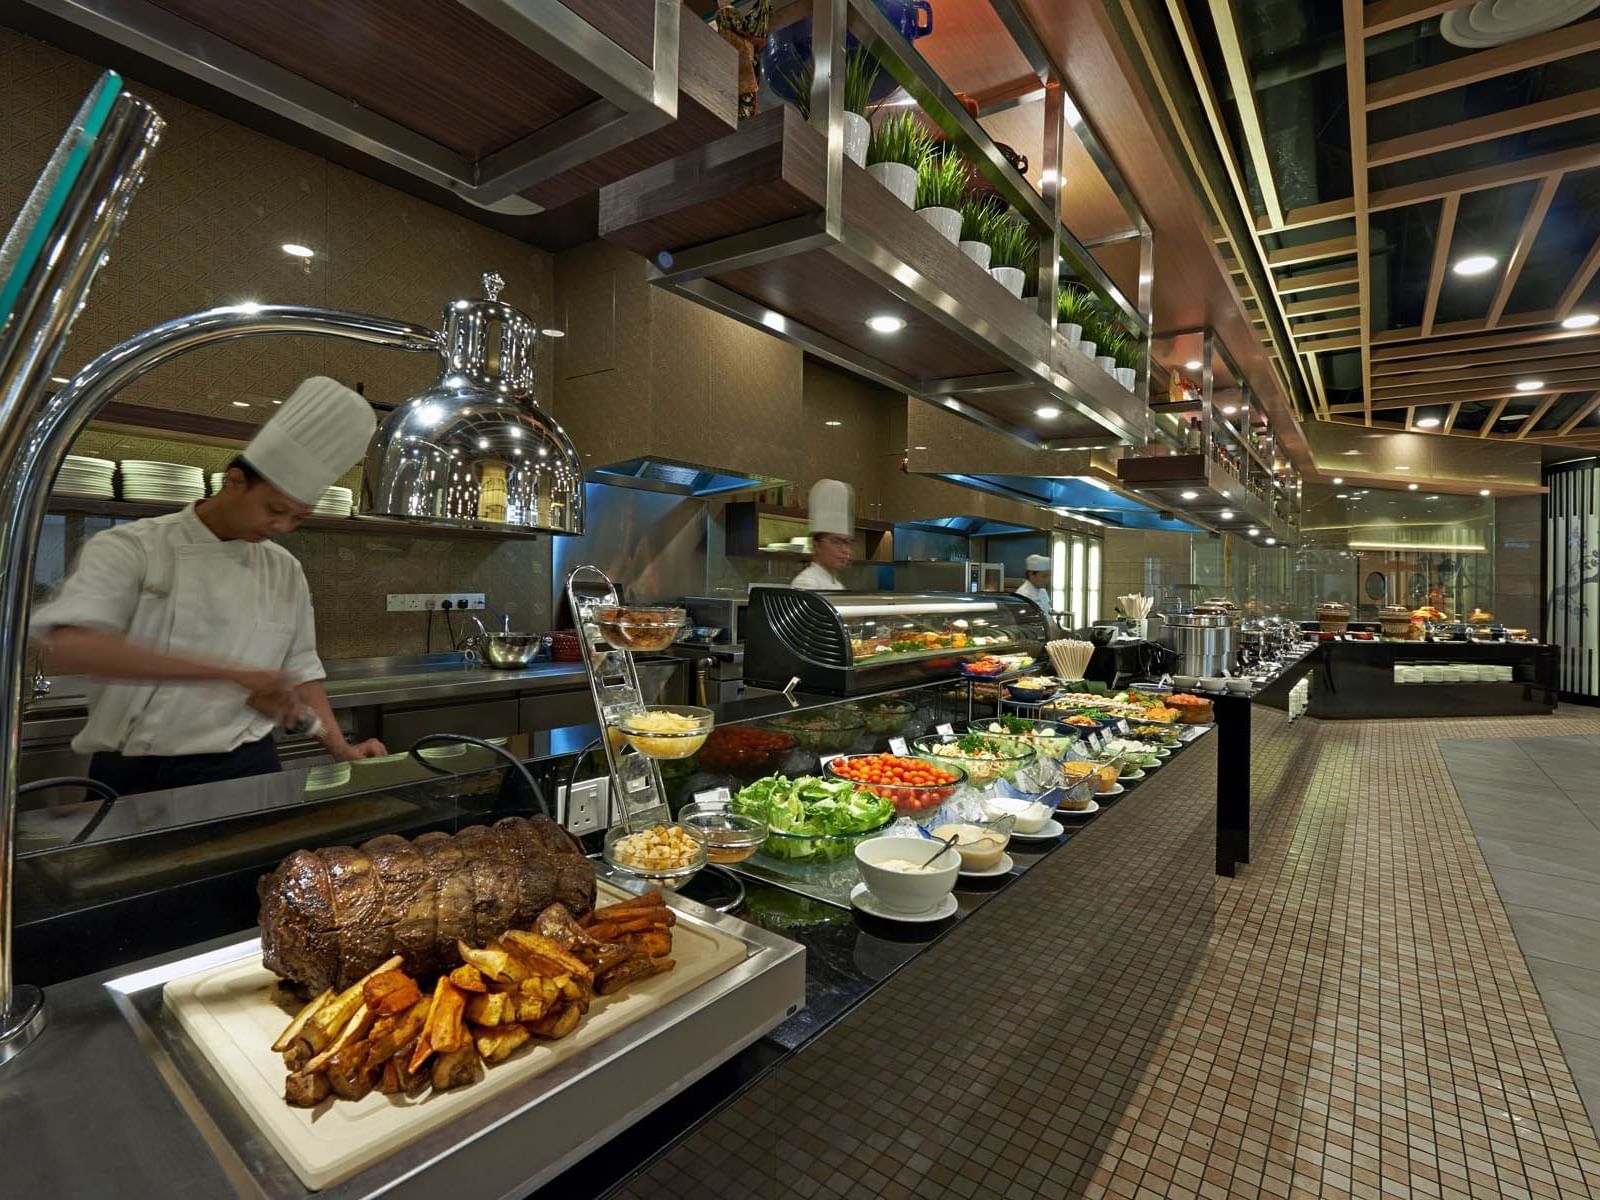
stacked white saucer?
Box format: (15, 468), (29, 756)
(54, 454), (116, 498)
(208, 471), (226, 495)
(312, 485), (353, 518)
(119, 459), (206, 503)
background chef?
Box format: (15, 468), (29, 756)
(791, 479), (854, 591)
(1015, 553), (1054, 629)
(30, 376), (387, 796)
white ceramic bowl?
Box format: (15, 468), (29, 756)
(1224, 678), (1253, 694)
(1173, 675), (1198, 689)
(855, 835), (960, 913)
(1199, 676), (1228, 691)
(985, 796), (1052, 834)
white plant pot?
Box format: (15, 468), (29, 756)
(989, 265), (1026, 297)
(1058, 322), (1082, 347)
(843, 111), (870, 167)
(1115, 366), (1137, 391)
(867, 161), (917, 206)
(1095, 355), (1117, 375)
(917, 205), (962, 243)
(1078, 340), (1097, 360)
(959, 240), (992, 270)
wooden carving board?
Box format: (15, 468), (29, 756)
(164, 883), (747, 1191)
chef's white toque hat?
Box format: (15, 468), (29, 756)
(808, 479), (854, 537)
(243, 376), (376, 504)
(1025, 554), (1051, 572)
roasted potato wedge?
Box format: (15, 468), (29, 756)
(305, 1002), (376, 1073)
(498, 930), (592, 984)
(364, 997), (429, 1067)
(528, 1002), (582, 1040)
(325, 1042), (380, 1101)
(363, 969), (423, 1016)
(285, 1069), (330, 1108)
(430, 1046), (481, 1092)
(457, 942), (528, 985)
(464, 991), (514, 1027)
(473, 1023), (533, 1064)
(448, 964), (489, 993)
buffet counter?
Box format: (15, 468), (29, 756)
(0, 674), (1216, 1198)
(1303, 638), (1557, 719)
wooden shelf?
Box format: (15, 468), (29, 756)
(599, 106), (1147, 450)
(723, 500), (891, 559)
(1115, 454), (1277, 533)
(46, 496), (529, 542)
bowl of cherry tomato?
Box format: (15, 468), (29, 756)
(825, 753), (966, 820)
(694, 724), (797, 778)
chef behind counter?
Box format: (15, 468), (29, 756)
(29, 377), (387, 796)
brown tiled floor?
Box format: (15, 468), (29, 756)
(614, 710), (1600, 1199)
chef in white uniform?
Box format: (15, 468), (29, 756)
(791, 479), (853, 591)
(31, 376), (388, 795)
(1015, 553), (1054, 631)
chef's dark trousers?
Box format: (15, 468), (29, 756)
(87, 734), (281, 796)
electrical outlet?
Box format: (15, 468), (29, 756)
(386, 593), (488, 613)
(560, 778), (609, 836)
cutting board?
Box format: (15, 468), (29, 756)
(164, 884), (747, 1191)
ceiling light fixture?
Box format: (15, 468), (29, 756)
(1222, 405), (1238, 415)
(1561, 313), (1599, 330)
(1219, 509), (1234, 519)
(866, 315), (906, 333)
(824, 419), (842, 427)
(1425, 494), (1440, 500)
(281, 243), (314, 258)
(1265, 537), (1277, 545)
(540, 328), (566, 338)
(1479, 488), (1491, 496)
(913, 444), (927, 450)
(1039, 169), (1059, 186)
(1180, 490), (1199, 500)
(231, 400), (250, 408)
(1184, 359), (1202, 370)
(1035, 406), (1061, 419)
(1408, 482), (1418, 490)
(1416, 416), (1441, 428)
(1452, 254), (1497, 276)
(1515, 379), (1543, 391)
(1336, 493), (1349, 499)
(1332, 477), (1343, 484)
(1248, 527), (1260, 536)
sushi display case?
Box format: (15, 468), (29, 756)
(743, 588), (1049, 696)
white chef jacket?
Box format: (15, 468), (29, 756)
(1014, 579), (1054, 632)
(30, 504), (325, 756)
(791, 562), (844, 591)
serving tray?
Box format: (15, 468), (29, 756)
(113, 877), (805, 1198)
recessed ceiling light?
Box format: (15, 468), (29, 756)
(1265, 537), (1277, 545)
(1332, 477), (1343, 484)
(1336, 493), (1349, 499)
(824, 419), (842, 427)
(231, 400), (250, 407)
(1479, 488), (1490, 496)
(540, 328), (566, 338)
(477, 437), (489, 450)
(1416, 416), (1441, 428)
(1219, 509), (1234, 519)
(1452, 254), (1497, 276)
(1039, 169), (1060, 186)
(1561, 313), (1599, 330)
(1248, 527), (1260, 536)
(1394, 465), (1410, 470)
(1035, 406), (1061, 419)
(1407, 482), (1418, 490)
(1180, 490), (1199, 500)
(1425, 494), (1439, 500)
(281, 243), (314, 258)
(1515, 379), (1543, 391)
(1184, 359), (1202, 370)
(1222, 405), (1238, 415)
(866, 315), (906, 333)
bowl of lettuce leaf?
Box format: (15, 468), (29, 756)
(731, 773), (895, 864)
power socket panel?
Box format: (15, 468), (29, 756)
(560, 778), (609, 836)
(385, 593), (488, 613)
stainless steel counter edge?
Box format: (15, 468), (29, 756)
(1, 885), (806, 1200)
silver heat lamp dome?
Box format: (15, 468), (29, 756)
(362, 272), (584, 535)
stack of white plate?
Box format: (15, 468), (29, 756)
(119, 459), (206, 503)
(208, 472), (227, 495)
(54, 454), (116, 498)
(312, 484), (353, 518)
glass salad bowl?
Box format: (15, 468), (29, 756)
(692, 724), (797, 779)
(761, 705), (866, 755)
(602, 823), (707, 890)
(676, 802), (768, 865)
(590, 605), (687, 652)
(615, 705), (714, 759)
(824, 753), (967, 820)
(912, 733), (1038, 788)
(965, 716), (1078, 761)
(728, 773), (897, 865)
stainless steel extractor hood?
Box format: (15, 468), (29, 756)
(363, 272), (584, 535)
(586, 456), (776, 497)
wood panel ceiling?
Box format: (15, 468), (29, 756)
(1160, 0), (1600, 448)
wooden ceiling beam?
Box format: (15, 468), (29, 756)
(1557, 234), (1600, 319)
(1369, 86), (1600, 167)
(1421, 193), (1458, 338)
(1267, 236), (1358, 267)
(1369, 144), (1600, 212)
(1363, 379), (1600, 410)
(1475, 397), (1511, 436)
(1373, 353), (1600, 393)
(1254, 197), (1357, 233)
(1363, 0), (1475, 36)
(1515, 394), (1559, 438)
(1488, 173), (1561, 327)
(1302, 333), (1363, 352)
(1274, 265), (1360, 294)
(1557, 391), (1600, 436)
(1283, 292), (1362, 317)
(1441, 401), (1462, 434)
(1367, 22), (1600, 109)
(1293, 314), (1362, 338)
(1207, 0), (1284, 229)
(1372, 332), (1600, 376)
(1342, 0), (1372, 424)
(1370, 318), (1592, 360)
